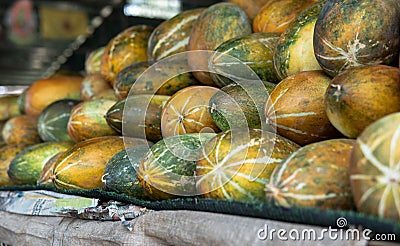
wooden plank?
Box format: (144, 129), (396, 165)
(0, 210), (368, 245)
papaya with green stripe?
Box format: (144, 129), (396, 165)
(53, 136), (148, 190)
(210, 32), (280, 87)
(227, 0), (270, 20)
(265, 139), (355, 210)
(85, 46), (105, 75)
(0, 95), (20, 121)
(37, 99), (81, 142)
(2, 115), (42, 146)
(102, 145), (152, 199)
(0, 145), (24, 186)
(113, 61), (199, 99)
(17, 88), (27, 114)
(67, 99), (119, 143)
(325, 65), (400, 138)
(161, 86), (220, 138)
(100, 25), (153, 85)
(273, 1), (325, 80)
(266, 70), (342, 146)
(188, 2), (252, 86)
(37, 152), (63, 187)
(313, 0), (400, 76)
(350, 112), (400, 221)
(196, 129), (300, 203)
(253, 0), (319, 33)
(138, 133), (216, 200)
(106, 95), (170, 142)
(80, 73), (111, 101)
(8, 141), (73, 185)
(147, 8), (204, 62)
(209, 82), (275, 131)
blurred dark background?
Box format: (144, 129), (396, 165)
(0, 0), (221, 85)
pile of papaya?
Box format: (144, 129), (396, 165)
(0, 0), (400, 224)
